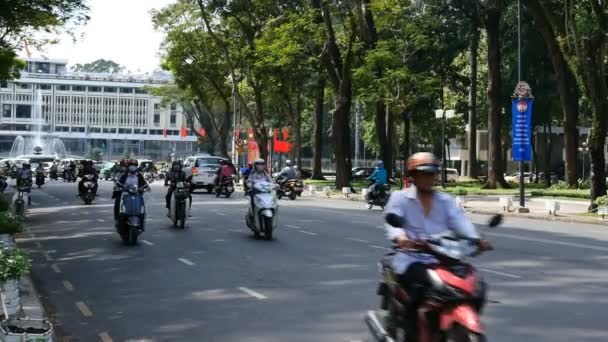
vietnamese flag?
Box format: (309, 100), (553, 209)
(248, 128), (254, 139)
(199, 127), (206, 137)
(282, 127), (289, 140)
(181, 127), (187, 139)
(163, 128), (167, 139)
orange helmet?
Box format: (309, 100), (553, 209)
(407, 152), (440, 174)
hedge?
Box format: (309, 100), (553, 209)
(529, 190), (591, 199)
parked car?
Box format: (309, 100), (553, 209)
(436, 168), (459, 183)
(183, 155), (228, 193)
(351, 167), (375, 180)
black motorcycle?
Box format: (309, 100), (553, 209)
(365, 183), (391, 210)
(35, 171), (45, 188)
(81, 174), (97, 205)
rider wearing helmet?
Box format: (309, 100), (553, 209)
(383, 152), (491, 339)
(16, 163), (33, 189)
(165, 160), (192, 216)
(246, 158), (272, 214)
(114, 159), (147, 225)
(276, 159), (296, 186)
(367, 160), (388, 195)
(77, 160), (99, 196)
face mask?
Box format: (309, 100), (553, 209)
(128, 166), (137, 173)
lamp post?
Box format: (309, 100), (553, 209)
(578, 140), (589, 181)
(435, 109), (456, 188)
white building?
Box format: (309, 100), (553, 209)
(0, 57), (197, 160)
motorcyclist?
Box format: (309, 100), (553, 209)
(367, 160), (388, 196)
(112, 159), (129, 224)
(114, 159), (149, 227)
(50, 162), (58, 180)
(246, 158), (272, 214)
(383, 152), (492, 339)
(64, 160), (76, 181)
(276, 159), (296, 186)
(241, 163), (253, 193)
(16, 163), (33, 189)
(78, 160), (99, 196)
(215, 159), (236, 187)
(165, 160), (192, 216)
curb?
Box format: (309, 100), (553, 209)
(19, 275), (46, 320)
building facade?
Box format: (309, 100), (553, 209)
(0, 58), (197, 161)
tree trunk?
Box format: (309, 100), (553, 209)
(295, 105), (302, 168)
(376, 103), (393, 179)
(312, 75), (325, 180)
(402, 111), (411, 160)
(217, 102), (231, 158)
(527, 0), (579, 188)
(467, 29), (479, 179)
(482, 4), (509, 189)
(333, 91), (353, 189)
(544, 124), (551, 188)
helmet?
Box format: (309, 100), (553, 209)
(254, 158), (265, 172)
(126, 159), (138, 166)
(119, 159), (129, 166)
(376, 160), (384, 168)
(285, 160), (292, 167)
(407, 152), (440, 174)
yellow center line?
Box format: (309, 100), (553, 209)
(75, 301), (93, 317)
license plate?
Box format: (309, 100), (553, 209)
(294, 187), (304, 191)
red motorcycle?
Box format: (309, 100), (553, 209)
(366, 215), (502, 342)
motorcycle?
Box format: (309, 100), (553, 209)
(365, 215), (503, 342)
(245, 181), (278, 240)
(117, 184), (149, 246)
(276, 179), (304, 200)
(81, 174), (97, 205)
(144, 171), (155, 184)
(49, 169), (58, 181)
(215, 176), (235, 198)
(12, 175), (32, 218)
(35, 171), (45, 188)
(365, 184), (391, 210)
(169, 181), (189, 229)
(64, 170), (76, 183)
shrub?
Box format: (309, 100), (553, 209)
(0, 212), (23, 235)
(549, 181), (569, 190)
(0, 248), (31, 281)
(0, 194), (9, 212)
(578, 179), (590, 190)
(530, 189), (591, 199)
(454, 187), (468, 196)
(594, 195), (608, 206)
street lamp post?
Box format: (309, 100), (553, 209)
(578, 141), (589, 181)
(435, 109), (456, 188)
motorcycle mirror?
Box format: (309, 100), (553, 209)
(488, 214), (503, 228)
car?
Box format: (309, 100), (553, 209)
(435, 168), (459, 183)
(352, 167), (375, 180)
(183, 155), (228, 193)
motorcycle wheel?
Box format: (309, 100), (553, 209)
(263, 216), (273, 240)
(289, 192), (296, 200)
(444, 324), (484, 342)
(14, 203), (23, 217)
(367, 203), (373, 210)
(226, 191), (232, 198)
(277, 193), (282, 200)
(215, 189), (221, 198)
(84, 196), (92, 205)
(127, 227), (138, 246)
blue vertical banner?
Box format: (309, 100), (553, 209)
(511, 98), (533, 161)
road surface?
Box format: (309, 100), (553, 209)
(14, 180), (608, 341)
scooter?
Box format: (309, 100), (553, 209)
(12, 176), (32, 218)
(365, 184), (391, 210)
(245, 181), (278, 240)
(144, 171), (155, 184)
(117, 184), (149, 246)
(365, 215), (503, 342)
(169, 182), (189, 229)
(276, 179), (304, 200)
(49, 169), (58, 181)
(64, 170), (76, 183)
(81, 174), (97, 205)
(215, 176), (235, 198)
(35, 171), (45, 188)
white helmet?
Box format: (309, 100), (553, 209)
(285, 160), (293, 166)
(254, 158), (265, 172)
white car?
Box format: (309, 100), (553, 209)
(182, 155), (227, 193)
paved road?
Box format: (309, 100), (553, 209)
(12, 180), (608, 341)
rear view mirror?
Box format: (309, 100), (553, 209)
(488, 214), (503, 228)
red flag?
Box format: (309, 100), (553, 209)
(163, 128), (167, 138)
(181, 127), (187, 139)
(248, 128), (254, 139)
(282, 127), (289, 140)
(199, 128), (206, 137)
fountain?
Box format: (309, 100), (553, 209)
(8, 88), (68, 159)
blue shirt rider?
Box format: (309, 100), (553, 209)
(367, 161), (387, 194)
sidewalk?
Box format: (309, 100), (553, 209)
(303, 189), (608, 225)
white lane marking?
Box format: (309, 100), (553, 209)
(298, 230), (318, 236)
(62, 202), (69, 205)
(479, 267), (522, 279)
(228, 229), (241, 233)
(238, 287), (267, 300)
(178, 258), (195, 266)
(30, 201), (38, 206)
(347, 237), (368, 243)
(35, 242), (42, 248)
(141, 239), (154, 246)
(215, 212), (226, 216)
(50, 264), (61, 273)
(62, 280), (74, 292)
(98, 332), (114, 342)
(486, 232), (608, 252)
(369, 245), (391, 251)
(286, 224), (301, 229)
(212, 239), (226, 242)
(75, 301), (93, 317)
(97, 219), (105, 222)
(43, 252), (52, 261)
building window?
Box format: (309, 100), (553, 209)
(71, 127), (85, 133)
(15, 104), (31, 118)
(154, 103), (160, 110)
(104, 87), (117, 93)
(55, 126), (69, 132)
(88, 127), (101, 133)
(134, 88), (147, 94)
(89, 86), (101, 92)
(38, 84), (51, 90)
(73, 85), (85, 92)
(154, 114), (160, 125)
(2, 104), (10, 118)
(170, 103), (177, 110)
(0, 81), (7, 88)
(58, 85), (70, 91)
(170, 114), (176, 125)
(17, 83), (30, 90)
(120, 87), (132, 94)
(15, 124), (29, 131)
(119, 128), (132, 134)
(103, 127), (115, 133)
(36, 62), (50, 74)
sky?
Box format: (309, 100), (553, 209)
(27, 0), (175, 73)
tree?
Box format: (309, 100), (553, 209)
(0, 0), (89, 80)
(72, 59), (124, 73)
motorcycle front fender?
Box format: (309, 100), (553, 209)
(439, 304), (483, 334)
(261, 209), (273, 218)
